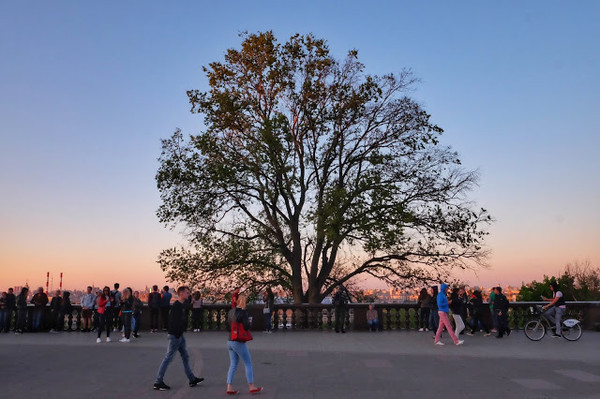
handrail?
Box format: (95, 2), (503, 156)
(5, 301), (599, 332)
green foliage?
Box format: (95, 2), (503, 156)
(156, 31), (492, 303)
(517, 261), (600, 301)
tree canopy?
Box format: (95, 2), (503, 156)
(156, 31), (492, 304)
(517, 261), (600, 301)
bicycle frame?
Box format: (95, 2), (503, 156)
(525, 305), (582, 341)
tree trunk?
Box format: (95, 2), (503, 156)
(307, 288), (323, 305)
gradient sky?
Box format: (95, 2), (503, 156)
(1, 1), (599, 292)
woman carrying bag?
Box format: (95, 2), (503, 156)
(226, 294), (263, 395)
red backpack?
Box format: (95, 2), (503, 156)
(231, 320), (253, 342)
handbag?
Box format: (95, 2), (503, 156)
(231, 320), (253, 342)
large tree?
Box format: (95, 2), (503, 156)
(156, 31), (492, 304)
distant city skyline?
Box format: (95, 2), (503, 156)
(1, 2), (599, 293)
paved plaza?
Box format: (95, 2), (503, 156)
(1, 329), (599, 399)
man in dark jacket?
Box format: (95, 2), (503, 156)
(49, 290), (62, 332)
(332, 286), (349, 333)
(449, 287), (465, 336)
(153, 286), (204, 391)
(5, 288), (16, 332)
(16, 287), (29, 334)
(493, 287), (511, 338)
(148, 285), (161, 333)
(30, 287), (48, 332)
(466, 290), (490, 336)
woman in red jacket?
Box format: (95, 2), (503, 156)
(96, 287), (112, 343)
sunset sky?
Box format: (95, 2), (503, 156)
(1, 1), (599, 293)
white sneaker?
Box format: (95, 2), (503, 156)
(106, 337), (111, 343)
(96, 338), (102, 343)
(119, 338), (130, 343)
(455, 340), (464, 346)
(435, 341), (444, 346)
(418, 328), (424, 332)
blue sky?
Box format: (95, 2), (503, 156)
(1, 1), (598, 290)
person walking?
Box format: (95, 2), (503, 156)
(434, 283), (464, 346)
(226, 294), (262, 395)
(449, 287), (465, 337)
(96, 287), (112, 343)
(153, 286), (204, 391)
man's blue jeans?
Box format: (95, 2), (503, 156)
(0, 310), (7, 331)
(227, 340), (254, 384)
(32, 309), (44, 331)
(367, 319), (379, 331)
(156, 334), (195, 383)
(428, 310), (439, 331)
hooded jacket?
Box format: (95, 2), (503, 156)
(437, 284), (450, 313)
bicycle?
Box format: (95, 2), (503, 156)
(524, 305), (582, 341)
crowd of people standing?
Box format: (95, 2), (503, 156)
(1, 282), (561, 342)
(414, 284), (512, 344)
(0, 283), (170, 340)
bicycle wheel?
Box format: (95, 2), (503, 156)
(561, 324), (582, 341)
(524, 320), (545, 341)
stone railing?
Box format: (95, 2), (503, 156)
(5, 301), (599, 332)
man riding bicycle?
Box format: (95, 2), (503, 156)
(541, 282), (566, 338)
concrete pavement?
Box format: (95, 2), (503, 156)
(1, 329), (599, 398)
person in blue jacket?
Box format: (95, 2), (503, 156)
(434, 283), (464, 346)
